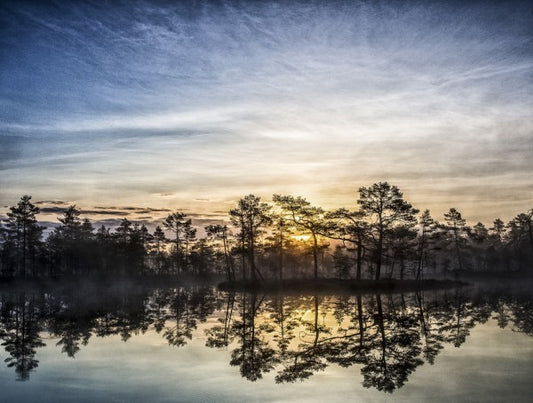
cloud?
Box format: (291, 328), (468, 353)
(38, 207), (70, 214)
(0, 0), (531, 223)
(35, 200), (70, 206)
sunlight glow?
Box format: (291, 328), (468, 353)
(292, 234), (311, 242)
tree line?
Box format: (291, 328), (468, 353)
(0, 182), (532, 280)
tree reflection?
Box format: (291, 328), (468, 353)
(275, 295), (330, 382)
(162, 287), (217, 347)
(226, 294), (279, 381)
(0, 293), (45, 380)
(0, 284), (531, 388)
(360, 294), (424, 392)
(414, 291), (445, 364)
(206, 291), (236, 349)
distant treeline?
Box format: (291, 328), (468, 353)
(0, 182), (532, 280)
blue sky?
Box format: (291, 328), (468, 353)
(1, 0), (532, 226)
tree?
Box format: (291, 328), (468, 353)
(470, 222), (488, 244)
(189, 239), (215, 276)
(151, 226), (167, 273)
(229, 195), (272, 282)
(506, 210), (533, 270)
(183, 221), (197, 271)
(443, 208), (468, 272)
(115, 218), (132, 244)
(163, 212), (192, 273)
(489, 218), (505, 246)
(47, 205), (86, 275)
(129, 223), (152, 274)
(416, 210), (438, 280)
(273, 195), (332, 280)
(5, 196), (44, 277)
(206, 224), (234, 281)
(357, 183), (418, 280)
(468, 222), (489, 271)
(509, 211), (533, 253)
(327, 208), (368, 280)
(389, 225), (417, 280)
(268, 214), (293, 281)
(113, 219), (147, 275)
(333, 245), (352, 279)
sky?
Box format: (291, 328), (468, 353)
(1, 0), (532, 229)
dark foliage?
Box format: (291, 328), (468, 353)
(1, 184), (531, 280)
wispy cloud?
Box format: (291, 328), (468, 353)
(1, 1), (532, 223)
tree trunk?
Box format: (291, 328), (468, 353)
(376, 229), (383, 280)
(22, 222), (27, 277)
(416, 233), (425, 281)
(527, 218), (533, 252)
(356, 238), (362, 281)
(175, 232), (180, 274)
(249, 231), (256, 282)
(312, 233), (318, 280)
(279, 231), (283, 282)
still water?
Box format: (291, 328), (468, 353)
(1, 282), (532, 402)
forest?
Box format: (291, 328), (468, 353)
(1, 182), (532, 281)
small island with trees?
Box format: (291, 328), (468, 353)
(1, 182), (531, 291)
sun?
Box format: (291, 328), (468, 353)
(291, 234), (311, 242)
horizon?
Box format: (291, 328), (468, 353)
(0, 186), (530, 235)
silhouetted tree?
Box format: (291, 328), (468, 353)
(267, 214), (293, 281)
(150, 226), (168, 273)
(47, 205), (96, 276)
(357, 183), (418, 280)
(327, 208), (369, 280)
(273, 195), (332, 280)
(163, 212), (192, 273)
(490, 218), (506, 245)
(416, 210), (438, 280)
(505, 211), (533, 270)
(443, 208), (469, 272)
(229, 195), (272, 282)
(183, 221), (197, 271)
(332, 245), (352, 279)
(189, 239), (215, 276)
(389, 225), (417, 279)
(206, 224), (234, 281)
(3, 196), (44, 276)
(0, 191), (531, 280)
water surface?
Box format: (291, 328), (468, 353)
(1, 282), (531, 402)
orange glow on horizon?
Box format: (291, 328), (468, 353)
(292, 234), (311, 242)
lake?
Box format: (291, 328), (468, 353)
(1, 281), (532, 402)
